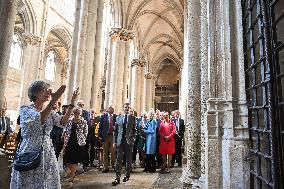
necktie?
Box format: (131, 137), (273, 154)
(109, 114), (113, 134)
(124, 114), (127, 125)
(176, 119), (179, 132)
(1, 117), (6, 134)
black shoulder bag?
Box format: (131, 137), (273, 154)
(13, 124), (46, 172)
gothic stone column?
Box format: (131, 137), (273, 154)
(116, 29), (134, 110)
(144, 72), (154, 111)
(20, 34), (42, 105)
(74, 0), (89, 97)
(81, 0), (99, 110)
(0, 0), (18, 108)
(130, 59), (139, 110)
(65, 0), (83, 104)
(181, 0), (202, 187)
(91, 0), (107, 110)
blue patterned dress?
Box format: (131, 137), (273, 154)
(10, 105), (62, 189)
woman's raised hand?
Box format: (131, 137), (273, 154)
(71, 87), (80, 105)
(51, 85), (66, 102)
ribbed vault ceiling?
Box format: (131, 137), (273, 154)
(122, 0), (184, 73)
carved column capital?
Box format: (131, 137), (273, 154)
(131, 59), (139, 67)
(22, 33), (42, 47)
(109, 28), (135, 41)
(138, 58), (146, 67)
(144, 72), (156, 79)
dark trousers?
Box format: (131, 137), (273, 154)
(0, 134), (8, 148)
(82, 144), (89, 167)
(89, 142), (96, 164)
(132, 138), (138, 163)
(173, 136), (182, 166)
(145, 154), (156, 172)
(115, 142), (133, 178)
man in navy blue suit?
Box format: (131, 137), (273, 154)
(172, 110), (185, 167)
(99, 106), (116, 172)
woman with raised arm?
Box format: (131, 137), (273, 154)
(10, 80), (79, 189)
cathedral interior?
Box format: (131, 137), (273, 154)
(0, 0), (283, 188)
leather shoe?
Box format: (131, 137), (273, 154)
(112, 178), (120, 186)
(102, 169), (109, 173)
(123, 176), (130, 182)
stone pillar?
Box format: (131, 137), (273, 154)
(130, 59), (139, 110)
(65, 0), (83, 104)
(122, 42), (130, 103)
(138, 58), (146, 113)
(20, 34), (42, 105)
(219, 0), (249, 188)
(36, 0), (49, 80)
(144, 72), (154, 111)
(133, 59), (144, 113)
(0, 0), (18, 108)
(114, 39), (126, 111)
(73, 0), (89, 96)
(104, 37), (113, 108)
(105, 28), (134, 112)
(107, 39), (118, 109)
(81, 0), (99, 109)
(179, 0), (189, 122)
(143, 74), (149, 112)
(150, 75), (156, 109)
(181, 0), (202, 187)
(91, 0), (107, 110)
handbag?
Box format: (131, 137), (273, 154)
(13, 123), (46, 172)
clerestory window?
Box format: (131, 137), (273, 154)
(9, 34), (23, 70)
(45, 51), (56, 82)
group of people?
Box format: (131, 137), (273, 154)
(7, 81), (184, 188)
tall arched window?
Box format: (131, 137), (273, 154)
(45, 51), (56, 82)
(9, 34), (23, 70)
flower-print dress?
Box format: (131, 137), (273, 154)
(10, 105), (62, 189)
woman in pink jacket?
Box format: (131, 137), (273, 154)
(158, 112), (176, 173)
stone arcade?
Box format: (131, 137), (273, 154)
(0, 0), (283, 188)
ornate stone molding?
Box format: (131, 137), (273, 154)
(144, 72), (153, 79)
(22, 33), (41, 47)
(131, 58), (146, 67)
(109, 28), (135, 41)
(144, 72), (157, 79)
(131, 59), (139, 67)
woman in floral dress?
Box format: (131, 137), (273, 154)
(10, 80), (79, 189)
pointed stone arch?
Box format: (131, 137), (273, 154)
(17, 0), (37, 34)
(152, 53), (181, 75)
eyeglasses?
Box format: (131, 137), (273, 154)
(73, 112), (81, 115)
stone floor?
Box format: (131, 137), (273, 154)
(0, 151), (183, 189)
(0, 151), (12, 189)
(61, 164), (183, 189)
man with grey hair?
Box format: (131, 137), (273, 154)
(99, 106), (116, 172)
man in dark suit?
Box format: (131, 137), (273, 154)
(112, 103), (136, 186)
(172, 110), (185, 167)
(87, 108), (100, 167)
(99, 106), (116, 172)
(0, 108), (12, 149)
